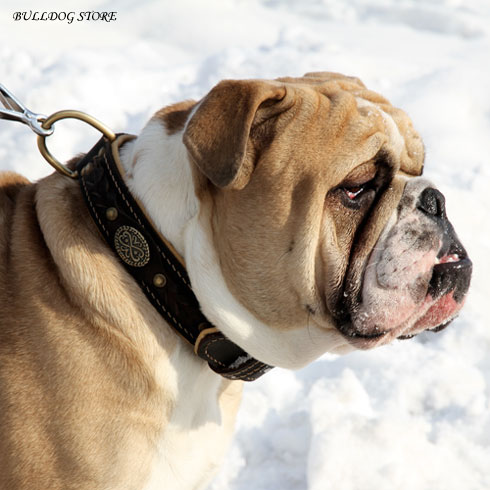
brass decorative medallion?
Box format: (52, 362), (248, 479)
(114, 226), (150, 267)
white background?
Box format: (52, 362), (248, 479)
(1, 1), (489, 489)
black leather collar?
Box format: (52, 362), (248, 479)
(76, 134), (272, 381)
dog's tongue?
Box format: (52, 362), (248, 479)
(436, 253), (460, 264)
(437, 253), (460, 264)
(414, 290), (464, 331)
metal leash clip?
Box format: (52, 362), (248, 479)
(0, 83), (116, 178)
(0, 83), (53, 137)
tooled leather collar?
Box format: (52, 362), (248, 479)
(76, 134), (272, 382)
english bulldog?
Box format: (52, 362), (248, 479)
(0, 72), (471, 489)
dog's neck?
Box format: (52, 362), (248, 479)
(119, 118), (198, 259)
(115, 117), (354, 370)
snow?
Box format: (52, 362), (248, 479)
(1, 0), (490, 488)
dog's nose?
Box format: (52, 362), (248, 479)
(417, 187), (446, 219)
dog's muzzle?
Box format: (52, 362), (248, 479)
(336, 182), (472, 345)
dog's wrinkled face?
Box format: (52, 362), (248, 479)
(340, 178), (472, 347)
(182, 72), (471, 357)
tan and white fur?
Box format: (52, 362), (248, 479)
(0, 72), (471, 489)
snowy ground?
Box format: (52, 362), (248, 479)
(1, 1), (490, 489)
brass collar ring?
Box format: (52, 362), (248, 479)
(0, 83), (115, 179)
(37, 110), (116, 178)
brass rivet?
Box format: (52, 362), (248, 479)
(106, 207), (118, 221)
(153, 273), (167, 288)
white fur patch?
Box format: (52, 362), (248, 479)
(143, 344), (233, 490)
(120, 119), (198, 257)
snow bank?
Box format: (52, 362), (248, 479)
(1, 0), (489, 488)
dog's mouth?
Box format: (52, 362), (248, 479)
(402, 251), (472, 336)
(335, 242), (472, 346)
(429, 248), (472, 303)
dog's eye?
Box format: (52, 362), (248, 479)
(342, 185), (366, 200)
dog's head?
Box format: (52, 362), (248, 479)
(156, 72), (471, 367)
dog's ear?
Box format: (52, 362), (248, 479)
(183, 80), (288, 189)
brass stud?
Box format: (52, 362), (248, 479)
(153, 273), (167, 288)
(106, 207), (118, 221)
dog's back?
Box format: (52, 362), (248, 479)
(0, 172), (166, 489)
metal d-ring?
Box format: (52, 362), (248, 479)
(37, 110), (116, 179)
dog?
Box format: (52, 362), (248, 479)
(0, 72), (472, 489)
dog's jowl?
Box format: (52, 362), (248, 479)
(0, 72), (471, 489)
